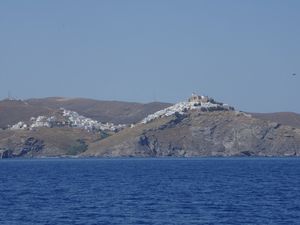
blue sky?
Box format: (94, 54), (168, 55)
(0, 0), (299, 112)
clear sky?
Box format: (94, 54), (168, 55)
(0, 0), (299, 113)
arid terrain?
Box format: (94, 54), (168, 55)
(1, 96), (300, 158)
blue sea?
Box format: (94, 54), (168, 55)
(0, 158), (299, 225)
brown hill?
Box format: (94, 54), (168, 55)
(0, 127), (101, 158)
(0, 97), (171, 128)
(84, 111), (300, 157)
(250, 112), (300, 129)
(27, 97), (172, 124)
(0, 99), (53, 128)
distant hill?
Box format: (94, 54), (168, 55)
(0, 99), (53, 129)
(0, 97), (172, 128)
(250, 112), (300, 129)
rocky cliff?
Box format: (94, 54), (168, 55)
(84, 111), (300, 157)
(0, 127), (100, 158)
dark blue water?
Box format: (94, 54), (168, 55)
(0, 158), (299, 225)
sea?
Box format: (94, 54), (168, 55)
(0, 158), (299, 225)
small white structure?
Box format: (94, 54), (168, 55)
(10, 121), (27, 130)
(31, 116), (51, 128)
(188, 93), (210, 104)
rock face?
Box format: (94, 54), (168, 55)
(0, 137), (44, 158)
(84, 110), (300, 157)
(17, 137), (45, 157)
(0, 127), (100, 158)
(0, 149), (13, 159)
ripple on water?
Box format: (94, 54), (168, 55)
(0, 158), (299, 225)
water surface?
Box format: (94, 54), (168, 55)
(0, 158), (299, 224)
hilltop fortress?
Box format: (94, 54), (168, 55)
(141, 94), (234, 124)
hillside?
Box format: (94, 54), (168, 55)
(85, 110), (300, 157)
(0, 97), (171, 158)
(1, 95), (300, 158)
(0, 97), (171, 128)
(0, 99), (53, 129)
(250, 112), (300, 129)
(0, 127), (100, 158)
(84, 95), (300, 157)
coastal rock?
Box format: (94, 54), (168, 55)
(0, 149), (13, 159)
(0, 127), (100, 158)
(16, 137), (45, 157)
(85, 110), (300, 157)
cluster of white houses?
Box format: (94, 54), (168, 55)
(8, 94), (235, 130)
(141, 94), (234, 124)
(61, 109), (126, 132)
(8, 109), (126, 132)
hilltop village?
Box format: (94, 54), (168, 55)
(8, 108), (127, 133)
(141, 94), (234, 123)
(6, 94), (234, 131)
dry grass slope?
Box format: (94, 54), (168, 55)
(250, 112), (300, 128)
(85, 111), (300, 157)
(0, 97), (171, 128)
